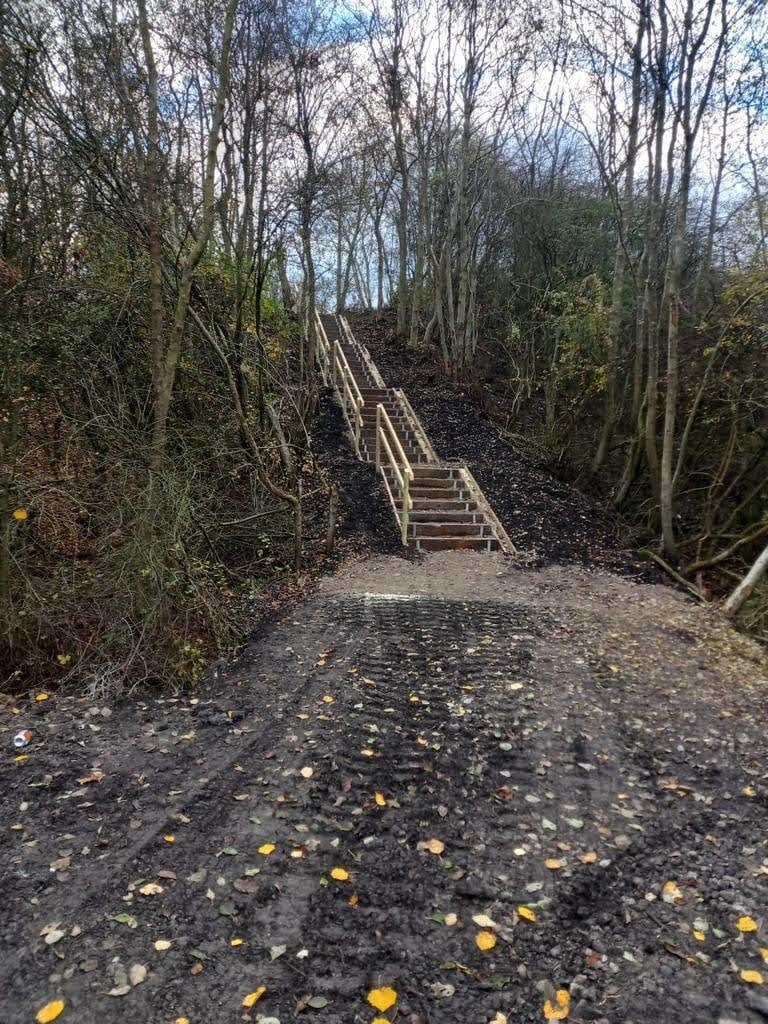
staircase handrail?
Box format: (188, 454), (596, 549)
(316, 312), (332, 385)
(375, 403), (413, 545)
(332, 339), (364, 456)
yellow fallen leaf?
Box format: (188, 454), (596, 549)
(424, 838), (445, 855)
(35, 693), (50, 702)
(190, 962), (203, 975)
(258, 843), (276, 855)
(300, 766), (313, 779)
(164, 834), (175, 843)
(545, 858), (564, 870)
(737, 916), (758, 933)
(330, 867), (349, 881)
(444, 912), (458, 926)
(475, 930), (497, 951)
(416, 736), (428, 746)
(543, 988), (570, 1020)
(290, 848), (304, 859)
(367, 987), (397, 1012)
(36, 1001), (65, 1023)
(361, 748), (376, 757)
(662, 880), (683, 903)
(13, 508), (28, 520)
(517, 905), (537, 923)
(740, 969), (764, 985)
(174, 1019), (190, 1024)
(322, 695), (334, 703)
(154, 939), (172, 950)
(374, 792), (387, 807)
(743, 786), (756, 797)
(371, 1019), (390, 1024)
(297, 713), (309, 720)
(230, 938), (243, 947)
(760, 948), (768, 963)
(242, 986), (267, 1007)
(579, 851), (597, 864)
(56, 654), (71, 666)
(693, 930), (706, 942)
(348, 893), (359, 907)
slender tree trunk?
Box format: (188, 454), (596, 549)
(149, 0), (238, 469)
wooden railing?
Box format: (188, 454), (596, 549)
(375, 403), (413, 545)
(333, 341), (364, 457)
(316, 314), (332, 385)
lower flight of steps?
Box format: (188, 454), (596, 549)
(318, 313), (511, 553)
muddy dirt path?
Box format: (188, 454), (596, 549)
(2, 553), (767, 1024)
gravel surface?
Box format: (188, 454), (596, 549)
(2, 552), (767, 1024)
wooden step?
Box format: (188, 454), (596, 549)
(411, 536), (500, 552)
(408, 522), (492, 538)
(410, 497), (479, 512)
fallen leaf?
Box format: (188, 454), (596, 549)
(579, 851), (597, 865)
(743, 786), (756, 797)
(243, 987), (267, 1008)
(270, 944), (286, 960)
(693, 930), (706, 942)
(472, 914), (498, 930)
(139, 883), (164, 896)
(741, 969), (764, 985)
(154, 940), (172, 951)
(374, 792), (387, 807)
(360, 748), (376, 757)
(300, 767), (314, 779)
(36, 1000), (65, 1023)
(444, 912), (458, 926)
(322, 695), (334, 703)
(35, 693), (50, 702)
(517, 906), (537, 923)
(164, 835), (175, 844)
(129, 964), (147, 986)
(306, 996), (328, 1008)
(367, 987), (397, 1012)
(543, 988), (570, 1020)
(190, 963), (203, 976)
(475, 931), (497, 952)
(662, 881), (683, 904)
(230, 938), (244, 947)
(761, 948), (768, 963)
(424, 839), (445, 855)
(13, 508), (28, 521)
(233, 877), (260, 894)
(76, 771), (104, 785)
(258, 843), (276, 855)
(330, 867), (349, 881)
(545, 858), (564, 870)
(49, 856), (71, 873)
(737, 916), (758, 933)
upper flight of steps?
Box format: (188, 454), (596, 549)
(318, 313), (512, 554)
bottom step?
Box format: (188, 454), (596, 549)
(410, 536), (500, 552)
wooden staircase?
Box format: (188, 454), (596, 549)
(318, 313), (514, 554)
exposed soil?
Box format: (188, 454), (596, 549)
(2, 553), (767, 1024)
(310, 385), (411, 561)
(347, 311), (660, 582)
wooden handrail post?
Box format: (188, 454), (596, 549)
(401, 470), (410, 544)
(375, 404), (382, 470)
(355, 397), (362, 452)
